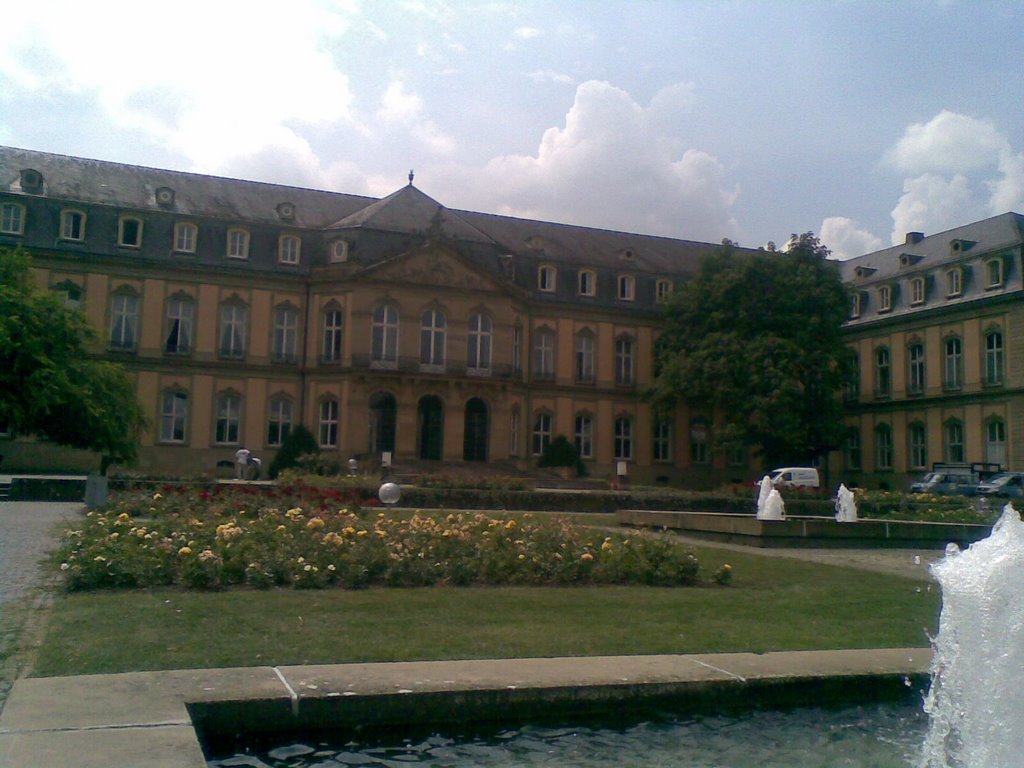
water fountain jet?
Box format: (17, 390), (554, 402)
(834, 483), (858, 523)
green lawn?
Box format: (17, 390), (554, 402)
(32, 543), (939, 677)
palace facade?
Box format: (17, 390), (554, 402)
(0, 147), (743, 484)
(3, 146), (1022, 489)
(838, 213), (1024, 489)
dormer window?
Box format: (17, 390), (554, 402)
(173, 222), (197, 254)
(621, 248), (635, 261)
(899, 253), (922, 268)
(986, 258), (1004, 288)
(278, 234), (301, 265)
(655, 278), (672, 302)
(946, 268), (962, 297)
(331, 240), (349, 263)
(950, 239), (976, 254)
(19, 168), (43, 194)
(155, 187), (175, 208)
(60, 209), (86, 241)
(617, 274), (635, 301)
(854, 266), (877, 279)
(227, 228), (250, 260)
(910, 276), (926, 306)
(276, 202), (296, 221)
(578, 269), (595, 296)
(538, 264), (556, 292)
(118, 216), (143, 248)
(878, 284), (892, 313)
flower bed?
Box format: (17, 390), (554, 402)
(54, 486), (702, 591)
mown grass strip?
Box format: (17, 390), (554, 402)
(32, 545), (939, 677)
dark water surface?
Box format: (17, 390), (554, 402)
(207, 701), (927, 767)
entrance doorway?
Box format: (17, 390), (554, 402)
(417, 395), (444, 461)
(463, 398), (488, 461)
(368, 392), (396, 456)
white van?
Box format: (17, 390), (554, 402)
(769, 467), (820, 489)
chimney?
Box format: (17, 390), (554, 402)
(905, 231), (924, 244)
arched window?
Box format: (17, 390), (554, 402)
(578, 270), (596, 296)
(109, 288), (139, 351)
(267, 397), (293, 446)
(118, 215), (143, 248)
(164, 294), (194, 354)
(946, 268), (962, 297)
(371, 304), (399, 366)
(321, 305), (344, 363)
(615, 335), (634, 386)
(617, 274), (635, 301)
(218, 300), (248, 359)
(909, 276), (926, 305)
(319, 398), (339, 447)
(575, 331), (595, 383)
(420, 308), (446, 368)
(60, 209), (86, 241)
(278, 234), (301, 265)
(467, 313), (492, 372)
(160, 390), (188, 443)
(273, 305), (299, 363)
(985, 329), (1004, 386)
(214, 392), (241, 445)
(538, 264), (556, 292)
(655, 278), (672, 302)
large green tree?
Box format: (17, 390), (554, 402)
(649, 233), (852, 470)
(0, 248), (147, 472)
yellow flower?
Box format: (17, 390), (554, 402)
(152, 493), (163, 500)
(178, 546), (192, 556)
(306, 517), (325, 530)
(581, 553), (594, 561)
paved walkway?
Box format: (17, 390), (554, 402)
(0, 502), (83, 714)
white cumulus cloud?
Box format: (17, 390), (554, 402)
(450, 80), (739, 241)
(820, 217), (886, 260)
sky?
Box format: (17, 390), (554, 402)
(1, 0), (1022, 259)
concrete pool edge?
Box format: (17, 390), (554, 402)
(0, 648), (934, 768)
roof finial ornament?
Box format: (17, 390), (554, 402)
(408, 169), (414, 186)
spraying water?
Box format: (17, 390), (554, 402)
(919, 503), (1024, 768)
(756, 476), (786, 520)
(835, 484), (858, 523)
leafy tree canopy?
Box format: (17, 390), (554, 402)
(0, 248), (147, 471)
(649, 234), (851, 469)
(268, 424), (320, 478)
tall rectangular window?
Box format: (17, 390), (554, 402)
(227, 229), (250, 259)
(109, 293), (138, 351)
(690, 420), (709, 464)
(512, 327), (522, 374)
(532, 413), (551, 456)
(165, 296), (194, 354)
(267, 398), (293, 446)
(273, 307), (298, 363)
(419, 309), (446, 368)
(371, 304), (399, 366)
(876, 426), (893, 470)
(874, 348), (891, 397)
(533, 329), (554, 380)
(945, 421), (965, 463)
(219, 304), (248, 359)
(574, 414), (593, 459)
(160, 391), (188, 443)
(986, 331), (1004, 385)
(319, 399), (339, 447)
(908, 343), (925, 395)
(845, 429), (861, 471)
(615, 337), (634, 386)
(118, 216), (143, 247)
(279, 235), (301, 265)
(509, 409), (520, 457)
(322, 309), (344, 363)
(654, 421), (672, 462)
(575, 334), (595, 383)
(909, 423), (927, 469)
(467, 314), (492, 372)
(578, 270), (595, 296)
(944, 337), (962, 390)
(215, 394), (241, 444)
(614, 417), (633, 461)
(617, 275), (635, 301)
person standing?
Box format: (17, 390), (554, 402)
(234, 446), (251, 479)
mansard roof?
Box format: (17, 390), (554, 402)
(0, 145), (732, 277)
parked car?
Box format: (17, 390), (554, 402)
(910, 463), (1001, 496)
(768, 467), (820, 489)
(975, 472), (1024, 499)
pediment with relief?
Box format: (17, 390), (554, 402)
(367, 248), (500, 293)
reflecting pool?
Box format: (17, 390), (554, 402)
(208, 701), (926, 767)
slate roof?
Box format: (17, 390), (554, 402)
(0, 145), (732, 277)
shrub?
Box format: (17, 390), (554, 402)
(267, 425), (320, 478)
(538, 435), (583, 476)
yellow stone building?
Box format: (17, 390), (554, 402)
(1, 147), (739, 484)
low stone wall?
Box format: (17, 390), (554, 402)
(618, 509), (992, 550)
